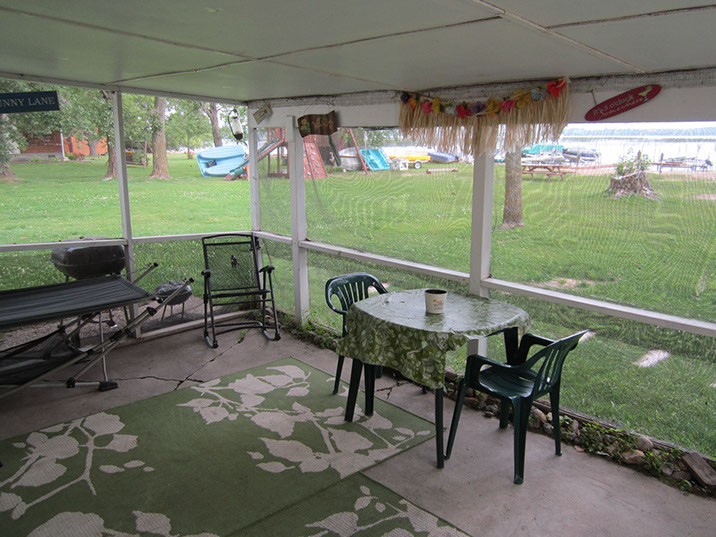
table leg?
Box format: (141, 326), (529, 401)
(345, 358), (363, 422)
(436, 387), (444, 469)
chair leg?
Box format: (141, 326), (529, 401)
(364, 364), (375, 416)
(333, 355), (345, 394)
(435, 387), (444, 469)
(203, 293), (218, 349)
(344, 358), (363, 422)
(499, 397), (511, 429)
(445, 374), (470, 460)
(262, 273), (281, 341)
(550, 383), (562, 456)
(376, 365), (383, 379)
(512, 399), (531, 484)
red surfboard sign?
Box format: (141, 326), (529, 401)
(585, 85), (661, 121)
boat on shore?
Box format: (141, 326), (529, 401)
(657, 156), (712, 171)
(382, 146), (431, 168)
(562, 147), (600, 163)
(196, 145), (247, 177)
(522, 144), (567, 165)
(428, 150), (459, 163)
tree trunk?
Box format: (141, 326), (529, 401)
(0, 156), (16, 180)
(149, 97), (170, 179)
(104, 143), (117, 180)
(87, 134), (99, 156)
(208, 103), (222, 147)
(0, 113), (18, 181)
(502, 150), (524, 228)
(100, 90), (117, 180)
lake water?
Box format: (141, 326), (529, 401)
(559, 122), (716, 165)
(559, 137), (716, 165)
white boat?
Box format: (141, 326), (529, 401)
(562, 147), (600, 163)
(338, 147), (362, 170)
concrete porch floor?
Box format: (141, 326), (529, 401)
(1, 328), (713, 537)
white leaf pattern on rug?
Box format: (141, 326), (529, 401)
(0, 412), (145, 520)
(2, 359), (437, 537)
(303, 483), (471, 537)
(177, 364), (432, 480)
(14, 458), (67, 488)
(26, 511), (221, 537)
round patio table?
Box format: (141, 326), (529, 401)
(336, 288), (531, 468)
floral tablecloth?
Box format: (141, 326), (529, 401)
(336, 288), (532, 389)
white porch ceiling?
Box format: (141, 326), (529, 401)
(0, 1), (714, 103)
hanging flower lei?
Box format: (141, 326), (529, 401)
(399, 77), (567, 119)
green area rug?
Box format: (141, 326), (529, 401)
(0, 358), (448, 536)
(239, 473), (470, 537)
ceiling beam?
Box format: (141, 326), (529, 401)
(469, 1), (647, 73)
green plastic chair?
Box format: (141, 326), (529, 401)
(325, 273), (387, 394)
(445, 330), (588, 484)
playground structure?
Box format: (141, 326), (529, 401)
(219, 127), (396, 180)
(225, 128), (329, 180)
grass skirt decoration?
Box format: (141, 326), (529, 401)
(399, 78), (569, 156)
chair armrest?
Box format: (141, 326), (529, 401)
(469, 354), (521, 371)
(259, 265), (275, 274)
(325, 299), (347, 317)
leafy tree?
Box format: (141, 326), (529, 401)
(0, 79), (67, 179)
(200, 102), (223, 147)
(0, 112), (25, 179)
(166, 99), (213, 158)
(350, 128), (402, 148)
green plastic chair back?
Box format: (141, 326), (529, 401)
(324, 273), (387, 393)
(528, 331), (585, 399)
(325, 272), (388, 336)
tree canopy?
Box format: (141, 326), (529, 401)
(1, 77), (246, 179)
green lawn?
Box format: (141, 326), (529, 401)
(1, 155), (715, 456)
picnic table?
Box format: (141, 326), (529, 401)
(521, 162), (568, 181)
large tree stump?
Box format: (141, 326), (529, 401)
(608, 170), (657, 199)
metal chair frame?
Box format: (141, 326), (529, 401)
(202, 233), (280, 348)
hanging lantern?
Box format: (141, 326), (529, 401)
(228, 108), (244, 141)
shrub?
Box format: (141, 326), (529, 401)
(615, 152), (651, 176)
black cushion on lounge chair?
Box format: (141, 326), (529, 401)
(0, 275), (149, 328)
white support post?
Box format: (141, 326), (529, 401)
(247, 110), (265, 269)
(468, 154), (494, 355)
(112, 91), (139, 333)
(111, 91), (135, 280)
(287, 116), (309, 324)
(247, 108), (261, 232)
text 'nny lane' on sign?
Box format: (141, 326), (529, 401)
(0, 91), (60, 114)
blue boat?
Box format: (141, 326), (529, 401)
(359, 148), (390, 171)
(196, 145), (247, 177)
(428, 150), (459, 163)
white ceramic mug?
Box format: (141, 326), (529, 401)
(425, 289), (447, 314)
